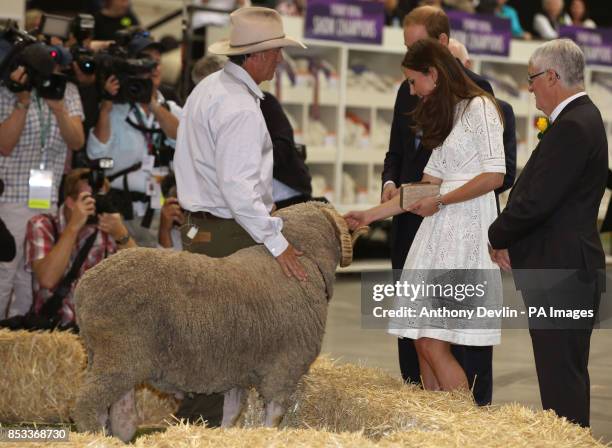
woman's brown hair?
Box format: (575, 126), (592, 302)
(402, 38), (502, 150)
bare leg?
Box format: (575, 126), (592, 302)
(415, 337), (468, 391)
(221, 388), (246, 428)
(417, 349), (440, 391)
(263, 401), (285, 427)
(109, 389), (138, 443)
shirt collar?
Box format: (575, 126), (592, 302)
(549, 91), (587, 123)
(224, 61), (265, 101)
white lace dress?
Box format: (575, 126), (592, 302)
(388, 96), (505, 346)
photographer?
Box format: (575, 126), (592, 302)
(87, 34), (181, 247)
(0, 35), (85, 318)
(25, 168), (135, 326)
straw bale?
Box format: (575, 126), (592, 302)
(284, 357), (476, 437)
(0, 330), (177, 425)
(0, 331), (608, 448)
(378, 403), (606, 448)
(0, 330), (85, 422)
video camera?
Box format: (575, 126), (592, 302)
(39, 13), (96, 76)
(0, 19), (66, 100)
(95, 29), (157, 104)
(84, 157), (117, 223)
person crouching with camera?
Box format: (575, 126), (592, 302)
(0, 49), (85, 319)
(25, 168), (135, 327)
(86, 35), (181, 247)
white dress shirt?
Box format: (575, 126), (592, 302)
(174, 61), (288, 257)
(549, 91), (587, 123)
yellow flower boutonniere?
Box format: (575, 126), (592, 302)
(536, 117), (550, 140)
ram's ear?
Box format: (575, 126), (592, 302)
(320, 207), (354, 267)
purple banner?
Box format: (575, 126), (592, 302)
(448, 11), (511, 57)
(559, 26), (612, 66)
(304, 0), (384, 45)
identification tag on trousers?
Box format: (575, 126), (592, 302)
(28, 169), (53, 209)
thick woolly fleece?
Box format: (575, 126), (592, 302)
(72, 202), (353, 436)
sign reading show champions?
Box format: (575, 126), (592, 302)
(559, 26), (612, 67)
(448, 11), (511, 57)
(304, 0), (385, 45)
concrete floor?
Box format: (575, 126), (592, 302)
(321, 274), (612, 444)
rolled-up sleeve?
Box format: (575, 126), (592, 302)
(86, 125), (113, 159)
(215, 109), (288, 257)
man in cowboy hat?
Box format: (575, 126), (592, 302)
(173, 6), (307, 425)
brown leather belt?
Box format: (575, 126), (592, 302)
(188, 211), (231, 221)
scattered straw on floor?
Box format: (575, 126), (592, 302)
(0, 330), (608, 448)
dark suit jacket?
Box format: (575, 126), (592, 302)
(260, 92), (312, 196)
(382, 65), (494, 269)
(599, 169), (612, 233)
(489, 95), (607, 271)
(496, 99), (517, 196)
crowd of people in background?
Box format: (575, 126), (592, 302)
(384, 0), (603, 39)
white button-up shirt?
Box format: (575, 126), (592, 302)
(174, 61), (288, 257)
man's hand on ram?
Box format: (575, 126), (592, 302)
(276, 244), (307, 281)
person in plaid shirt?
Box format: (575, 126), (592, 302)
(0, 65), (85, 319)
(25, 168), (136, 325)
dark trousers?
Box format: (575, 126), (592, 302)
(176, 212), (258, 426)
(521, 275), (601, 428)
(529, 328), (593, 427)
(397, 338), (493, 406)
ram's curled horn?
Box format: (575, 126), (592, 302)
(351, 226), (370, 246)
(320, 207), (354, 267)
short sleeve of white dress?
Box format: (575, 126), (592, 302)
(465, 96), (506, 174)
(423, 139), (444, 178)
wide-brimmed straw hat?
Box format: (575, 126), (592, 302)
(208, 7), (306, 56)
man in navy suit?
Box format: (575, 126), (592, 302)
(381, 5), (517, 406)
(489, 39), (606, 427)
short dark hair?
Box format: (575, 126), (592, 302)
(63, 168), (90, 200)
(404, 6), (450, 40)
(228, 54), (251, 66)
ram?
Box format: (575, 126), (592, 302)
(72, 202), (367, 442)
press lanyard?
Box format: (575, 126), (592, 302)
(34, 95), (52, 170)
(132, 105), (159, 154)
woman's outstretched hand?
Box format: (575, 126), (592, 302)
(344, 210), (370, 231)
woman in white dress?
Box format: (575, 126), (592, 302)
(345, 39), (506, 392)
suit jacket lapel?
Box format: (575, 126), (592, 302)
(507, 96), (589, 203)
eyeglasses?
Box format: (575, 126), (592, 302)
(527, 69), (561, 85)
(527, 70), (547, 85)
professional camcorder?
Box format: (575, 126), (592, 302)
(94, 28), (159, 104)
(38, 13), (96, 76)
(95, 44), (157, 104)
(0, 19), (66, 99)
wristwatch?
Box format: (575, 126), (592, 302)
(436, 194), (445, 210)
(14, 101), (30, 110)
(115, 233), (130, 245)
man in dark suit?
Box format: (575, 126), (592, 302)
(489, 39), (607, 427)
(381, 5), (515, 406)
(259, 92), (313, 210)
